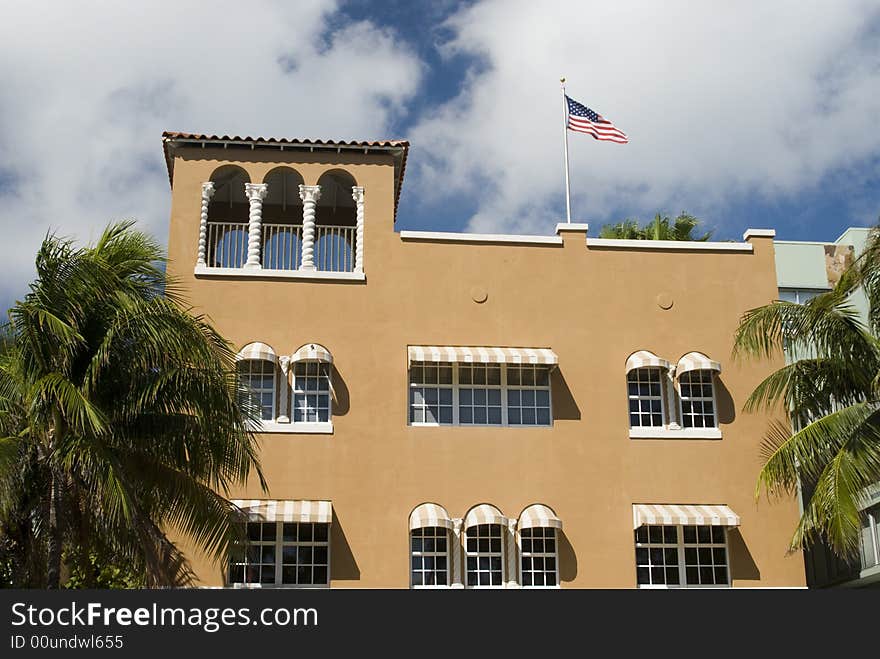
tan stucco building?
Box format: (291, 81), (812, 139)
(162, 131), (805, 589)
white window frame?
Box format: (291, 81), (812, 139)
(291, 361), (332, 427)
(860, 505), (880, 573)
(238, 359), (276, 422)
(627, 367), (667, 429)
(408, 362), (553, 428)
(519, 527), (560, 589)
(677, 370), (718, 430)
(228, 521), (331, 589)
(464, 523), (506, 589)
(409, 526), (452, 589)
(635, 524), (731, 589)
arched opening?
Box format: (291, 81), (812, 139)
(315, 170), (357, 272)
(262, 167), (305, 270)
(207, 166), (250, 268)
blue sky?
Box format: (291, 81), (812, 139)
(1, 1), (879, 311)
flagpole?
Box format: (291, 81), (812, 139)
(561, 77), (572, 223)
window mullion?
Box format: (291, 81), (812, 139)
(275, 521), (283, 585)
(452, 363), (459, 426)
(501, 364), (508, 425)
(677, 526), (686, 587)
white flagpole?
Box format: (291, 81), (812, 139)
(561, 77), (572, 223)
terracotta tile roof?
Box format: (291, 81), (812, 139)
(161, 131), (410, 220)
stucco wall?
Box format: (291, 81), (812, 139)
(165, 146), (805, 588)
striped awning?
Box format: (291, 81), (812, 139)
(518, 504), (563, 530)
(291, 343), (333, 364)
(409, 503), (455, 530)
(232, 499), (333, 524)
(408, 346), (558, 366)
(632, 504), (740, 529)
(236, 342), (277, 363)
(676, 352), (721, 376)
(625, 350), (671, 373)
(463, 504), (508, 529)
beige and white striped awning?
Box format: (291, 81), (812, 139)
(625, 350), (672, 373)
(236, 342), (277, 363)
(676, 352), (722, 376)
(291, 343), (333, 364)
(632, 504), (739, 529)
(518, 504), (563, 530)
(232, 499), (333, 524)
(409, 503), (455, 530)
(408, 346), (558, 366)
(463, 504), (508, 529)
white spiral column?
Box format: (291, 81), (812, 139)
(352, 186), (365, 273)
(505, 518), (520, 588)
(196, 182), (215, 266)
(451, 519), (464, 588)
(244, 183), (268, 269)
(299, 185), (321, 270)
(277, 356), (291, 424)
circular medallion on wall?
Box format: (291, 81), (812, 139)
(656, 292), (674, 310)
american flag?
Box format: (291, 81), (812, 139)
(566, 95), (628, 143)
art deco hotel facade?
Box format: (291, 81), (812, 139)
(163, 131), (806, 589)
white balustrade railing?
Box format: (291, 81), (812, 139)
(262, 223), (303, 271)
(314, 225), (356, 273)
(206, 222), (249, 269)
(204, 221), (355, 272)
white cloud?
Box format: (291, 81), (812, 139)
(409, 0), (880, 234)
(0, 0), (422, 301)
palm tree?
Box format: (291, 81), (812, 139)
(0, 221), (266, 588)
(599, 212), (713, 241)
(733, 228), (880, 560)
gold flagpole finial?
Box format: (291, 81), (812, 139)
(560, 76), (566, 84)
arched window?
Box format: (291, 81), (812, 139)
(236, 342), (278, 422)
(463, 504), (508, 588)
(262, 167), (305, 270)
(517, 504), (563, 588)
(290, 343), (333, 425)
(409, 503), (454, 588)
(675, 352), (722, 429)
(625, 351), (672, 429)
(207, 166), (250, 268)
(315, 170), (357, 272)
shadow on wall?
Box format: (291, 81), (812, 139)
(557, 531), (578, 583)
(715, 378), (736, 425)
(727, 528), (760, 582)
(330, 512), (360, 582)
(332, 365), (350, 416)
(551, 368), (581, 421)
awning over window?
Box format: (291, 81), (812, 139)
(409, 503), (455, 531)
(236, 342), (277, 363)
(675, 352), (722, 376)
(518, 504), (563, 530)
(291, 343), (333, 364)
(632, 504), (740, 529)
(232, 499), (333, 524)
(463, 504), (508, 529)
(625, 350), (671, 373)
(407, 346), (558, 366)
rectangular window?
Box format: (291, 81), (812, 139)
(293, 362), (331, 423)
(861, 504), (880, 571)
(238, 360), (275, 421)
(679, 370), (716, 428)
(635, 524), (729, 588)
(409, 363), (551, 427)
(410, 527), (449, 587)
(520, 527), (558, 588)
(465, 524), (504, 587)
(409, 362), (454, 424)
(228, 521), (330, 587)
(507, 365), (552, 426)
(627, 368), (665, 428)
